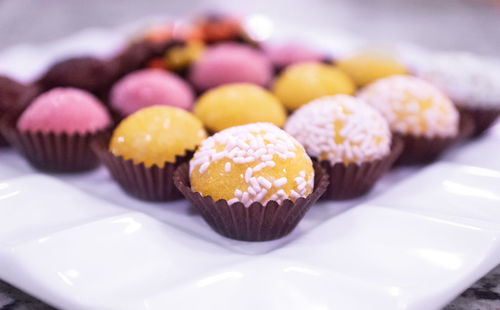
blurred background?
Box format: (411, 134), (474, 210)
(1, 0), (499, 55)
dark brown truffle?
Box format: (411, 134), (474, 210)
(37, 57), (118, 94)
(0, 76), (41, 146)
(0, 76), (39, 114)
(111, 41), (155, 77)
(111, 39), (185, 78)
(0, 76), (27, 112)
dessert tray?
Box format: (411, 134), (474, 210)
(1, 16), (500, 310)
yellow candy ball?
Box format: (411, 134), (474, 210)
(190, 123), (314, 206)
(194, 83), (287, 132)
(272, 62), (356, 111)
(166, 40), (205, 71)
(337, 51), (408, 87)
(109, 106), (207, 167)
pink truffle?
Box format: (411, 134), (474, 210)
(110, 69), (194, 116)
(17, 88), (111, 135)
(265, 43), (323, 68)
(189, 43), (272, 91)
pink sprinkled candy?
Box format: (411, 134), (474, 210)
(110, 69), (194, 116)
(265, 43), (323, 69)
(17, 87), (111, 135)
(189, 43), (273, 91)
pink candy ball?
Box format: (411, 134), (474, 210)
(17, 88), (111, 134)
(110, 69), (194, 116)
(265, 43), (323, 68)
(189, 43), (272, 91)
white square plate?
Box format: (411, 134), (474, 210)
(1, 19), (500, 310)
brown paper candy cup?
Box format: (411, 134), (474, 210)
(173, 162), (329, 242)
(458, 106), (500, 138)
(0, 83), (41, 148)
(0, 134), (8, 147)
(394, 113), (474, 166)
(0, 114), (108, 172)
(319, 136), (404, 200)
(111, 39), (186, 78)
(107, 107), (126, 126)
(91, 135), (193, 201)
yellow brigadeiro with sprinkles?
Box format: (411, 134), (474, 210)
(189, 123), (314, 206)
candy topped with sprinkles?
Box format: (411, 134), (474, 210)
(358, 75), (459, 138)
(189, 123), (314, 206)
(110, 69), (194, 116)
(265, 43), (323, 69)
(189, 43), (272, 91)
(412, 52), (500, 108)
(17, 87), (111, 135)
(285, 95), (391, 164)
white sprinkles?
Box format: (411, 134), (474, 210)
(412, 52), (500, 108)
(358, 75), (459, 138)
(285, 95), (391, 165)
(190, 123), (314, 207)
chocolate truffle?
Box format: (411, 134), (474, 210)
(111, 41), (156, 77)
(0, 76), (39, 117)
(38, 57), (117, 93)
(0, 76), (40, 145)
